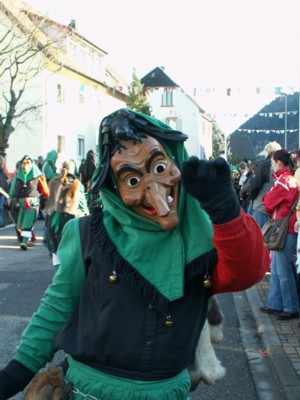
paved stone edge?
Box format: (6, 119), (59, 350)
(245, 286), (300, 400)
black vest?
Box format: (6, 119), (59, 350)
(55, 209), (216, 381)
(15, 178), (40, 198)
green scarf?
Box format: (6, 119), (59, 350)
(16, 161), (42, 183)
(96, 109), (214, 301)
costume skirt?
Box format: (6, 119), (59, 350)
(67, 356), (191, 400)
(17, 197), (38, 232)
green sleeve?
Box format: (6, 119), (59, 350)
(14, 218), (86, 373)
(79, 183), (89, 215)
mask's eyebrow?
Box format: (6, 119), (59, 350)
(145, 149), (165, 173)
(116, 164), (143, 178)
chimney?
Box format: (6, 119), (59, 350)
(68, 19), (76, 29)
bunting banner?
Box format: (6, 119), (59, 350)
(238, 129), (299, 134)
(188, 86), (299, 97)
(206, 111), (298, 119)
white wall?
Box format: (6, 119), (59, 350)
(5, 69), (125, 173)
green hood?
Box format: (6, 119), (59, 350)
(93, 109), (214, 301)
(17, 155), (42, 183)
(44, 149), (58, 164)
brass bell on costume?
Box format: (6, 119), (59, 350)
(109, 271), (118, 283)
(203, 276), (212, 288)
(164, 316), (174, 328)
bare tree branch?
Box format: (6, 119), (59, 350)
(0, 0), (67, 152)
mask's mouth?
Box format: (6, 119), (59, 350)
(141, 188), (175, 216)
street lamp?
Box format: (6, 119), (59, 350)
(276, 92), (288, 149)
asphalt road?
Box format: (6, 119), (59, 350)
(0, 220), (283, 399)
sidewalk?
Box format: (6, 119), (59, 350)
(246, 274), (300, 400)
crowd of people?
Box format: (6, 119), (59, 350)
(0, 150), (99, 260)
(231, 141), (300, 321)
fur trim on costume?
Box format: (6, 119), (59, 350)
(46, 176), (81, 216)
(188, 296), (226, 390)
(23, 366), (71, 400)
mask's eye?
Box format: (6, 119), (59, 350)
(154, 162), (167, 174)
(126, 176), (141, 187)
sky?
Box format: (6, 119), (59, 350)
(27, 0), (300, 133)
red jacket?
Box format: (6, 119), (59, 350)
(262, 166), (298, 234)
(212, 210), (270, 294)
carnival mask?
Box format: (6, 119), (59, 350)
(110, 135), (181, 230)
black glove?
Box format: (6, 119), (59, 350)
(0, 360), (35, 399)
(181, 156), (240, 224)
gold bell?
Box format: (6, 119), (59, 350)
(109, 271), (118, 283)
(164, 315), (174, 328)
(203, 276), (212, 288)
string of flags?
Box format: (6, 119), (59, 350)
(207, 111), (299, 119)
(189, 86), (299, 97)
(238, 128), (299, 134)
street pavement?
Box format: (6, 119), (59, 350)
(246, 274), (300, 400)
(1, 220), (300, 399)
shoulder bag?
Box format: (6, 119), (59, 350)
(261, 197), (299, 251)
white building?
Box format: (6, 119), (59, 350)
(0, 0), (128, 172)
(141, 67), (212, 159)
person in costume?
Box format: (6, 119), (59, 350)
(42, 149), (59, 183)
(0, 109), (270, 400)
(79, 149), (100, 211)
(8, 155), (48, 250)
(45, 159), (89, 270)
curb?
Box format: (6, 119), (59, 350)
(245, 285), (300, 400)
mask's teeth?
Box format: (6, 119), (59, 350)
(167, 196), (173, 203)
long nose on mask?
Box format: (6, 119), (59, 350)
(144, 182), (170, 217)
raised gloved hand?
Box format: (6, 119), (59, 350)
(0, 360), (35, 399)
(181, 156), (240, 224)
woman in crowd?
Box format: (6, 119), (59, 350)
(0, 155), (10, 228)
(79, 149), (100, 210)
(260, 149), (299, 320)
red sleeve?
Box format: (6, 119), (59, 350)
(263, 182), (285, 215)
(37, 175), (49, 200)
(212, 210), (270, 294)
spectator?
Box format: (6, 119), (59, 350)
(45, 159), (89, 269)
(238, 161), (247, 187)
(240, 162), (254, 214)
(231, 165), (240, 200)
(293, 167), (300, 307)
(8, 155), (48, 250)
(79, 149), (100, 210)
(0, 155), (10, 228)
(246, 141), (281, 228)
(290, 149), (300, 172)
(260, 149), (299, 320)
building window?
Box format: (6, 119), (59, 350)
(57, 135), (65, 154)
(57, 84), (65, 103)
(78, 136), (85, 158)
(162, 89), (173, 106)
